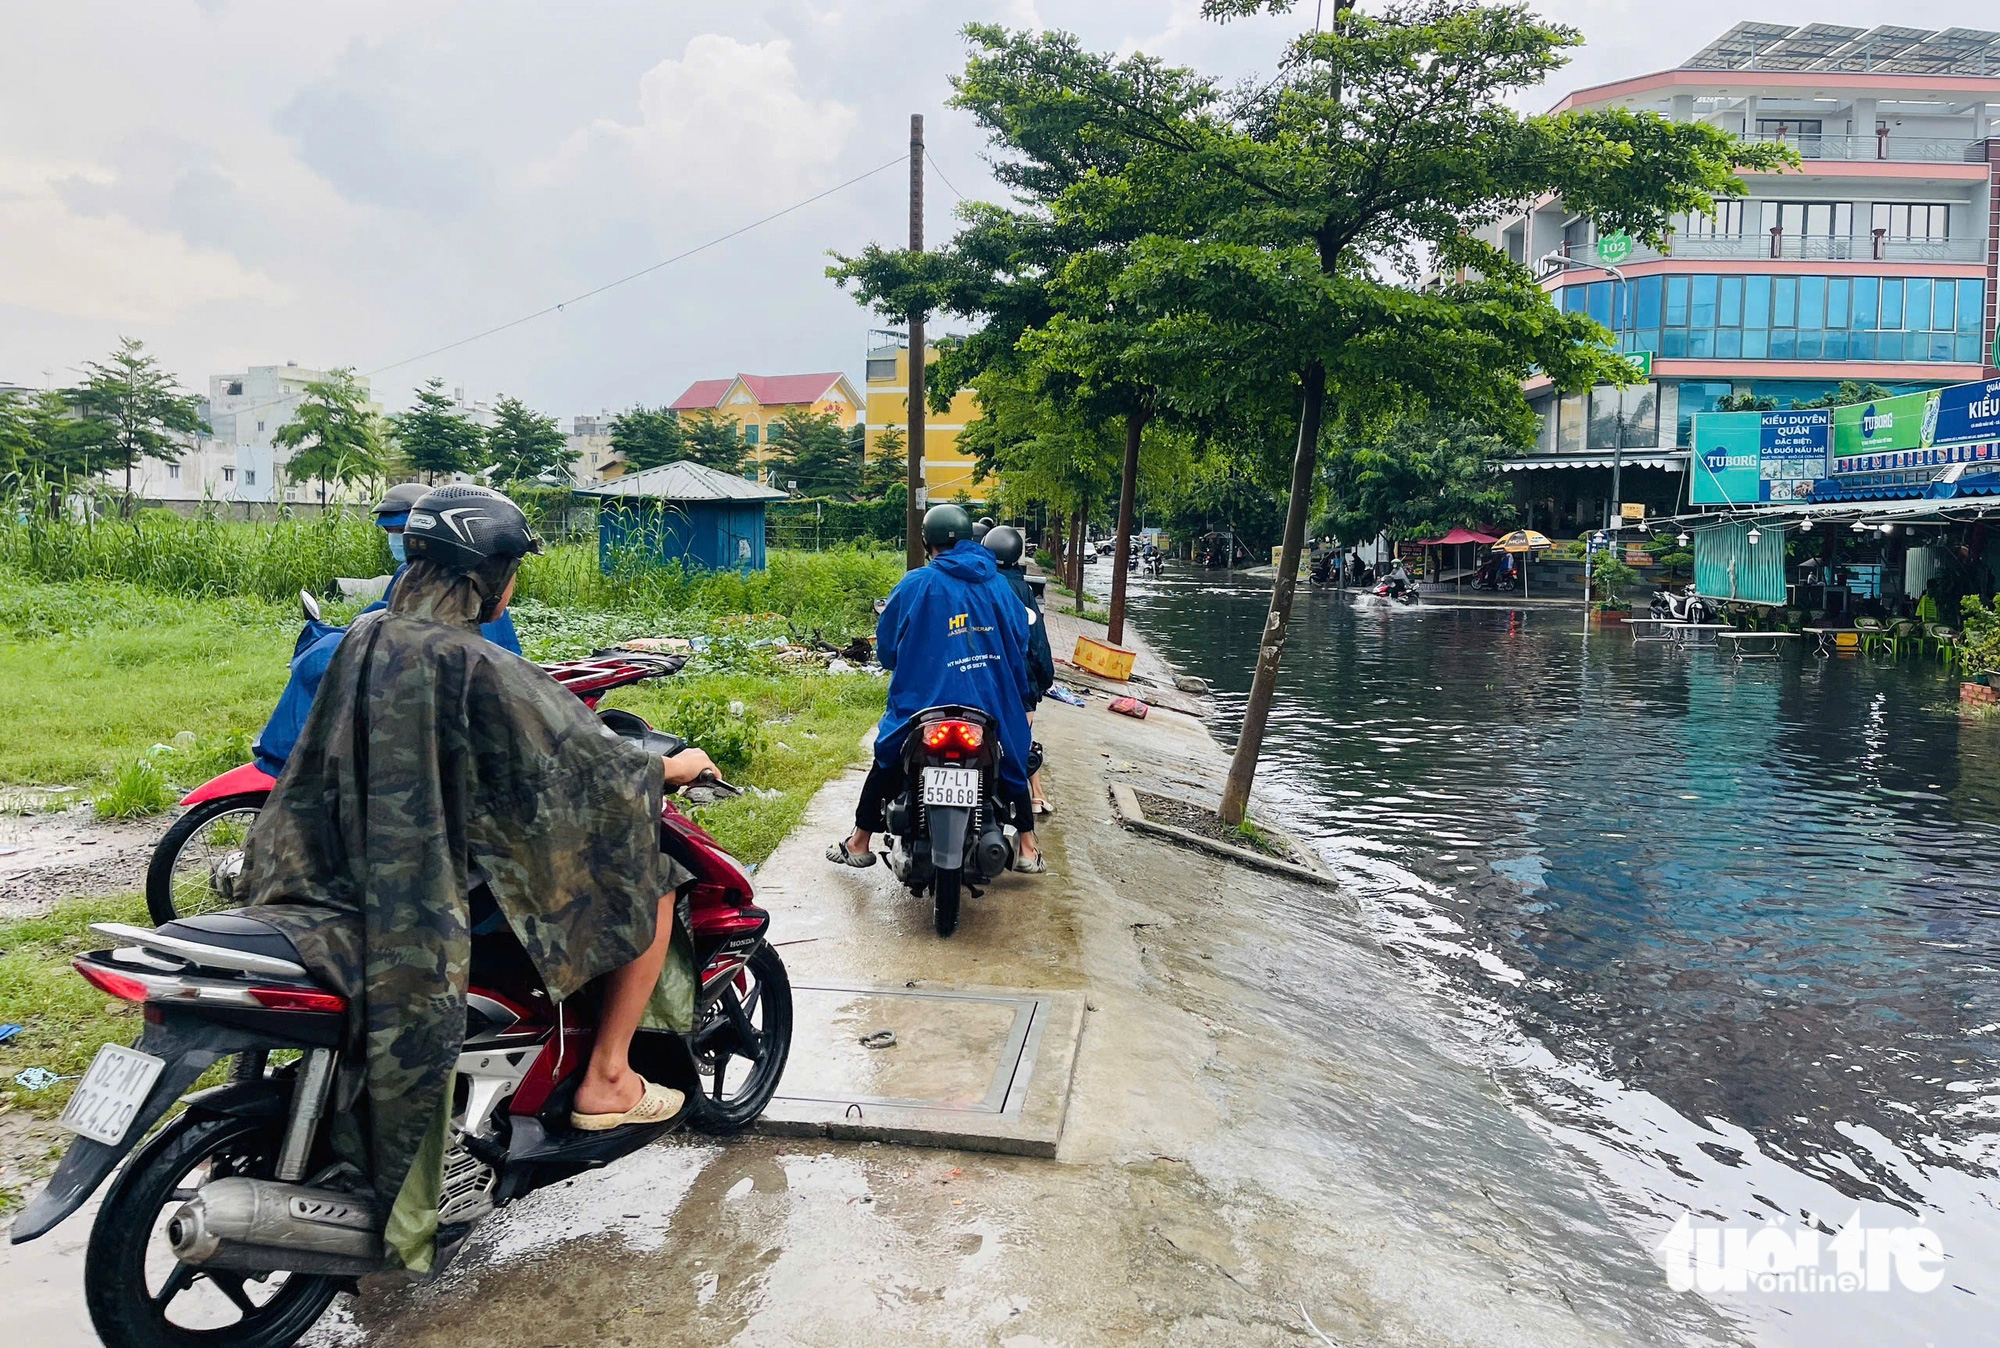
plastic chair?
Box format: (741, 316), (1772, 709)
(1926, 624), (1963, 672)
(1853, 616), (1888, 658)
(1886, 619), (1919, 660)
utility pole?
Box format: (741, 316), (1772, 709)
(905, 113), (927, 571)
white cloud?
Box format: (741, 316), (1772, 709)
(556, 34), (859, 211)
(0, 157), (285, 324)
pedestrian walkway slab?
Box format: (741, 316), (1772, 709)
(758, 982), (1084, 1157)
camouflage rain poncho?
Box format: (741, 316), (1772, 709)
(241, 565), (694, 1272)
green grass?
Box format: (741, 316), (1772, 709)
(0, 893), (150, 1121)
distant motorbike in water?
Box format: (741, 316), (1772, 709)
(1368, 574), (1420, 606)
(1650, 584), (1720, 624)
(1309, 554), (1334, 585)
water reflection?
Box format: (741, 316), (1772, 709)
(1124, 571), (2000, 1335)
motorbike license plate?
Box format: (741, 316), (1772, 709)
(58, 1044), (165, 1146)
(921, 766), (981, 808)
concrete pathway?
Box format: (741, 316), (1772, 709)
(3, 628), (1746, 1347)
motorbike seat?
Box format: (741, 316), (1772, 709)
(155, 911), (309, 968)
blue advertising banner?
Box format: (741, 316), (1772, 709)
(1933, 378), (2000, 447)
(1690, 411), (1763, 506)
(1757, 410), (1830, 502)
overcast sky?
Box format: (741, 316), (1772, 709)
(0, 0), (1984, 421)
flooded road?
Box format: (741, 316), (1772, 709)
(1120, 567), (2000, 1344)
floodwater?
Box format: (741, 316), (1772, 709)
(1119, 566), (2000, 1346)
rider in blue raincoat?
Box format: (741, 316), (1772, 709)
(251, 485), (523, 775)
(828, 505), (1044, 873)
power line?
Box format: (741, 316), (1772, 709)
(925, 149), (965, 203)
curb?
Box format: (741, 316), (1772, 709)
(1107, 783), (1338, 889)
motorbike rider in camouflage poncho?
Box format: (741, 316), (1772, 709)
(241, 485), (714, 1272)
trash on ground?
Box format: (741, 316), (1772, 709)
(1107, 697), (1149, 720)
(859, 1030), (897, 1050)
(1174, 675), (1211, 695)
(1047, 687), (1089, 707)
(13, 1066), (63, 1091)
(0, 1024), (22, 1044)
(619, 636), (695, 654)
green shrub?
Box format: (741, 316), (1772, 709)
(1961, 596), (2000, 677)
(653, 692), (763, 778)
(95, 759), (175, 818)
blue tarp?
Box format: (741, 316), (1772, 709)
(1693, 520), (1788, 606)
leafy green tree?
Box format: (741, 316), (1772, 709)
(1791, 381), (1894, 411)
(486, 396), (574, 485)
(391, 377), (485, 483)
(1717, 391), (1778, 412)
(1009, 0), (1788, 820)
(608, 405), (686, 472)
(0, 389), (107, 515)
(863, 425), (908, 498)
(685, 416), (745, 473)
(275, 368), (386, 505)
(68, 336), (208, 511)
(1317, 415), (1516, 547)
(770, 408), (857, 495)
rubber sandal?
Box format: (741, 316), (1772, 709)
(1033, 799), (1054, 817)
(570, 1078), (684, 1132)
(826, 840), (877, 868)
(1013, 853), (1048, 874)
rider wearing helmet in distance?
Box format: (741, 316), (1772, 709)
(241, 485), (715, 1272)
(827, 504), (1044, 873)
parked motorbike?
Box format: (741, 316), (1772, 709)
(1650, 584), (1720, 624)
(146, 631), (686, 925)
(882, 705), (1024, 937)
(9, 705), (787, 1348)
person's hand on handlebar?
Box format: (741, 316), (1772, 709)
(661, 747), (719, 788)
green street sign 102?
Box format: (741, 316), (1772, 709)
(1598, 231), (1634, 264)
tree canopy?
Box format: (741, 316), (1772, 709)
(608, 406), (687, 473)
(769, 409), (860, 495)
(1317, 414), (1516, 546)
(391, 378), (485, 482)
(275, 369), (386, 504)
(68, 337), (208, 506)
(486, 396), (574, 485)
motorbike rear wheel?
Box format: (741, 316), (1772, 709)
(85, 1111), (339, 1348)
(933, 867), (962, 938)
(146, 793), (271, 925)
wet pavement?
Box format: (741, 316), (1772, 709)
(6, 617), (1750, 1347)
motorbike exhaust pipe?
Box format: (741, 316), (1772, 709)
(168, 1177), (386, 1277)
(976, 825), (1010, 878)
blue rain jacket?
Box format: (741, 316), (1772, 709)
(251, 565), (523, 775)
(995, 563), (1054, 708)
(874, 540), (1033, 795)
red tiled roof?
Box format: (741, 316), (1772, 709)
(668, 372), (847, 412)
(668, 378), (734, 411)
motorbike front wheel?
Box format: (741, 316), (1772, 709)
(146, 792), (270, 925)
(85, 1111), (340, 1348)
(933, 867), (962, 938)
(689, 942), (794, 1134)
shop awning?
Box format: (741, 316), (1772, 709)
(1807, 479), (1932, 503)
(1495, 450), (1687, 473)
(1413, 527), (1500, 546)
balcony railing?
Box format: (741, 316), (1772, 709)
(1560, 232), (1984, 268)
(1738, 132), (1979, 164)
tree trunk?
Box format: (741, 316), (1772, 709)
(1220, 362), (1326, 825)
(1107, 409), (1147, 646)
(1068, 504), (1086, 614)
(124, 459), (134, 519)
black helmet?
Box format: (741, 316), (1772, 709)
(971, 519), (993, 542)
(982, 524), (1024, 567)
(922, 503), (974, 551)
(403, 484), (543, 573)
(373, 481), (427, 524)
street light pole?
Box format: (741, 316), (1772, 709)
(1539, 250), (1631, 536)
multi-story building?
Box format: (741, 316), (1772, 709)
(863, 335), (987, 501)
(667, 372), (861, 486)
(1479, 22), (2000, 534)
(566, 412), (625, 486)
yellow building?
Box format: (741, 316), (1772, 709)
(864, 338), (988, 501)
(668, 372), (861, 483)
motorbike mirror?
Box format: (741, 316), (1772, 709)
(299, 589), (321, 623)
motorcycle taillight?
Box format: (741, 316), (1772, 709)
(74, 959), (150, 1003)
(922, 719), (983, 752)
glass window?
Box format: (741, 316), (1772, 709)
(1930, 333), (1954, 361)
(1676, 381), (1733, 446)
(1826, 278), (1850, 329)
(1665, 276), (1689, 326)
(1532, 395), (1557, 454)
(1623, 383), (1659, 445)
(1881, 279), (1904, 329)
(1635, 275), (1662, 329)
(1906, 279), (1932, 331)
(1932, 279), (1956, 332)
(1796, 331), (1822, 359)
(1876, 330), (1904, 360)
(1771, 328), (1797, 358)
(1557, 392), (1586, 453)
(1744, 328), (1769, 358)
(1960, 281), (1985, 336)
(1744, 275), (1772, 328)
(1719, 276), (1744, 327)
(1690, 275), (1718, 327)
(1959, 332), (1983, 363)
(1588, 387), (1625, 450)
(1718, 328), (1744, 357)
(1662, 329), (1688, 357)
(1824, 331), (1848, 359)
(1797, 277), (1825, 329)
(1586, 281), (1612, 328)
(1688, 328), (1714, 357)
(1774, 276), (1798, 327)
(1564, 285), (1585, 313)
(1853, 277), (1878, 330)
(744, 424), (760, 445)
(1850, 331), (1875, 359)
(1635, 328), (1661, 356)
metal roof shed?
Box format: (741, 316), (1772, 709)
(582, 461), (789, 573)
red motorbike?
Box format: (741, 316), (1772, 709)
(145, 652), (687, 925)
(9, 686), (789, 1348)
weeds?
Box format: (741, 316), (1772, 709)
(95, 759), (175, 818)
